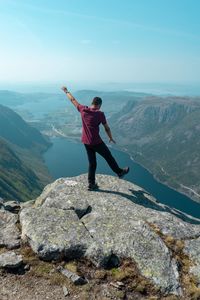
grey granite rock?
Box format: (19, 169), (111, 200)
(20, 206), (93, 261)
(184, 237), (200, 285)
(20, 199), (35, 210)
(84, 215), (181, 295)
(0, 251), (23, 268)
(3, 201), (21, 214)
(0, 210), (20, 249)
(35, 178), (90, 218)
(57, 266), (87, 285)
(20, 174), (200, 295)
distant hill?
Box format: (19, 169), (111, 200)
(0, 139), (43, 201)
(0, 104), (50, 149)
(74, 90), (149, 117)
(110, 95), (200, 202)
(0, 104), (52, 201)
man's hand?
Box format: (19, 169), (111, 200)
(61, 86), (68, 93)
(61, 86), (79, 108)
(109, 138), (116, 144)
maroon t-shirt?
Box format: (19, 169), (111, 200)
(77, 104), (107, 145)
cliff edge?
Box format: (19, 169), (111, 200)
(1, 174), (200, 299)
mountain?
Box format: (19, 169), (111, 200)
(74, 90), (149, 117)
(110, 95), (200, 203)
(0, 139), (43, 201)
(0, 104), (50, 150)
(0, 104), (52, 201)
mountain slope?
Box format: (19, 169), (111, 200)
(110, 96), (200, 202)
(0, 139), (44, 201)
(0, 104), (50, 150)
(0, 104), (52, 201)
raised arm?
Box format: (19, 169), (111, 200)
(61, 86), (79, 108)
(103, 123), (116, 144)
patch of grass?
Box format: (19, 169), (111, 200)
(148, 222), (200, 300)
(162, 296), (179, 300)
(109, 266), (134, 281)
(94, 269), (107, 280)
(0, 247), (8, 254)
(64, 261), (77, 273)
(107, 259), (159, 296)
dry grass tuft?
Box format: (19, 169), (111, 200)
(148, 222), (200, 300)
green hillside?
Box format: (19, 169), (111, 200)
(110, 96), (200, 202)
(0, 104), (52, 201)
(0, 139), (44, 201)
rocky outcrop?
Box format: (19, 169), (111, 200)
(18, 174), (200, 296)
(1, 174), (200, 297)
(0, 209), (20, 249)
(20, 207), (93, 261)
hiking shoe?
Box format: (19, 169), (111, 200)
(118, 167), (130, 178)
(88, 183), (99, 191)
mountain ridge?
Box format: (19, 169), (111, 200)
(110, 95), (200, 203)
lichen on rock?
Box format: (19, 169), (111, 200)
(19, 174), (200, 296)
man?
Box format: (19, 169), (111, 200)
(61, 86), (129, 190)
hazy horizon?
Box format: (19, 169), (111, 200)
(0, 81), (200, 96)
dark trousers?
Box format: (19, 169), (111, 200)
(84, 142), (122, 185)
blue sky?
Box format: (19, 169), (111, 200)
(0, 0), (199, 83)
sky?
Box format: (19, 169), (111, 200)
(0, 0), (200, 84)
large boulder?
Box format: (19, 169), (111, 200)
(20, 206), (93, 261)
(19, 174), (200, 295)
(0, 210), (21, 249)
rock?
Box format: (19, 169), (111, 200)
(20, 206), (93, 261)
(20, 199), (35, 210)
(3, 201), (21, 214)
(84, 217), (181, 295)
(63, 286), (70, 296)
(110, 281), (124, 289)
(0, 251), (23, 268)
(147, 211), (200, 240)
(35, 178), (90, 218)
(184, 237), (200, 285)
(0, 210), (21, 249)
(20, 174), (200, 295)
(58, 266), (87, 285)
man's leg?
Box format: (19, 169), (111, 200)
(84, 144), (97, 185)
(94, 142), (123, 175)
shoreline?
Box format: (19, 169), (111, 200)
(123, 148), (200, 205)
(46, 134), (199, 205)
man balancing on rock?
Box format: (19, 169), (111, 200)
(61, 86), (129, 191)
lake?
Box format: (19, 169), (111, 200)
(44, 137), (200, 219)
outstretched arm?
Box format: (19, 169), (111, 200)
(61, 86), (79, 108)
(103, 123), (116, 144)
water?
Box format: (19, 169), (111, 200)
(44, 137), (200, 219)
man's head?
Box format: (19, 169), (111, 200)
(91, 97), (102, 109)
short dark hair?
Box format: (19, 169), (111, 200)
(92, 97), (102, 106)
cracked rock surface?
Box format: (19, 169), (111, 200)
(0, 210), (20, 249)
(19, 174), (200, 296)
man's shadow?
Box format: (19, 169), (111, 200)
(96, 188), (200, 225)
